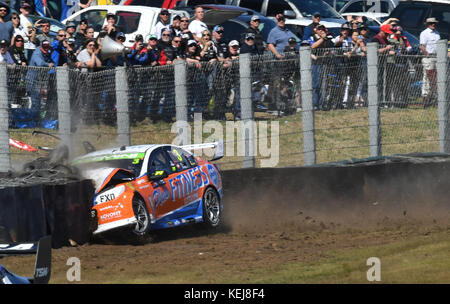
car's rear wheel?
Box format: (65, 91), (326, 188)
(201, 187), (222, 229)
(130, 196), (152, 244)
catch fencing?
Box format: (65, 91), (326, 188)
(0, 39), (448, 172)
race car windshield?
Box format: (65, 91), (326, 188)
(75, 158), (143, 177)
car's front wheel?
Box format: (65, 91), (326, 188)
(130, 196), (152, 244)
(201, 187), (222, 229)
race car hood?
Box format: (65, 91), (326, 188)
(80, 167), (134, 193)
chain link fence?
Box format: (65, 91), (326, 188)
(0, 40), (448, 172)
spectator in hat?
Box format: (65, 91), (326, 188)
(8, 35), (27, 65)
(267, 13), (297, 59)
(74, 19), (88, 51)
(284, 37), (298, 53)
(332, 23), (352, 49)
(240, 33), (259, 55)
(189, 6), (208, 42)
(212, 25), (229, 61)
(0, 3), (14, 44)
(51, 29), (68, 66)
(29, 39), (53, 67)
(371, 24), (395, 54)
(127, 34), (148, 65)
(103, 13), (119, 39)
(242, 15), (265, 54)
(65, 37), (81, 69)
(0, 39), (14, 64)
(420, 17), (441, 107)
(153, 8), (171, 40)
(170, 14), (182, 37)
(302, 12), (321, 41)
(66, 22), (77, 39)
(185, 39), (201, 67)
(157, 28), (175, 65)
(358, 23), (370, 45)
(227, 40), (240, 60)
(34, 19), (54, 46)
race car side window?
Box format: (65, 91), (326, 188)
(148, 148), (172, 176)
(166, 147), (192, 173)
(179, 148), (198, 168)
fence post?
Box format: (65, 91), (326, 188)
(0, 63), (10, 172)
(56, 66), (71, 155)
(239, 53), (255, 168)
(367, 42), (381, 157)
(174, 59), (189, 145)
(437, 39), (449, 154)
(115, 66), (130, 147)
(300, 46), (316, 165)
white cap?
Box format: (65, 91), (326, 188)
(228, 40), (239, 47)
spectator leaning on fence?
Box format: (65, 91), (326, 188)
(8, 35), (26, 65)
(212, 25), (229, 61)
(0, 3), (14, 45)
(420, 17), (441, 107)
(0, 39), (14, 64)
(240, 33), (259, 55)
(127, 34), (148, 66)
(77, 38), (102, 71)
(171, 35), (184, 61)
(189, 6), (208, 42)
(267, 13), (297, 59)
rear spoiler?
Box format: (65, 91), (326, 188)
(0, 236), (52, 284)
(181, 140), (224, 161)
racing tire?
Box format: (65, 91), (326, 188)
(130, 196), (153, 244)
(200, 187), (222, 229)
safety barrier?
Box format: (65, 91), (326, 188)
(0, 179), (94, 248)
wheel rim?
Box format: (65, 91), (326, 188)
(133, 200), (149, 234)
(204, 189), (220, 225)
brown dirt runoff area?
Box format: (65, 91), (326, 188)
(1, 189), (449, 284)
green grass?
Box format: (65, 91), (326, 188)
(9, 107), (439, 170)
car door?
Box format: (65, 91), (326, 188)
(144, 147), (176, 220)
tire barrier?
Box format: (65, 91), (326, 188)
(0, 179), (94, 248)
(221, 153), (450, 226)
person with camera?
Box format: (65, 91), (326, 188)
(127, 34), (148, 65)
(34, 20), (53, 46)
(308, 24), (334, 110)
(51, 29), (68, 66)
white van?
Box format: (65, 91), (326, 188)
(62, 5), (190, 47)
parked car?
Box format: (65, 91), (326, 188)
(179, 4), (297, 46)
(177, 0), (345, 22)
(324, 0), (398, 16)
(388, 0), (450, 39)
(61, 5), (189, 47)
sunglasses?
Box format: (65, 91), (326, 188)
(0, 8), (7, 12)
(57, 34), (65, 37)
(162, 34), (170, 37)
(216, 31), (224, 34)
(173, 40), (181, 44)
(16, 40), (24, 42)
(181, 20), (188, 22)
(160, 12), (169, 16)
(12, 16), (19, 19)
(252, 19), (260, 22)
(203, 33), (210, 36)
(41, 24), (50, 27)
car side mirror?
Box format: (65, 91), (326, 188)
(283, 10), (296, 19)
(149, 170), (168, 181)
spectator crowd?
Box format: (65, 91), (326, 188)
(0, 2), (447, 126)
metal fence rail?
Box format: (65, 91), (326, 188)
(0, 40), (448, 172)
